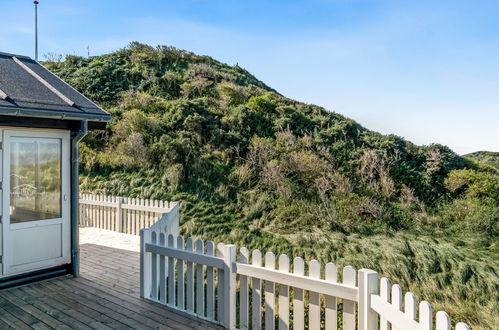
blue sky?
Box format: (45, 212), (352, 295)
(1, 0), (498, 154)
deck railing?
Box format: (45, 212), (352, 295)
(140, 227), (470, 330)
(79, 194), (180, 236)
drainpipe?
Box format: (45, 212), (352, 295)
(70, 120), (88, 277)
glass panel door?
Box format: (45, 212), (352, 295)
(2, 130), (70, 277)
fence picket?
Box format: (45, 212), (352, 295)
(342, 266), (356, 330)
(436, 311), (450, 330)
(419, 301), (432, 330)
(159, 233), (166, 304)
(102, 195), (106, 229)
(88, 196), (92, 225)
(104, 195), (108, 229)
(123, 197), (128, 233)
(96, 195), (100, 228)
(110, 196), (114, 231)
(135, 198), (140, 233)
(79, 196), (83, 225)
(145, 199), (154, 227)
(140, 198), (145, 232)
(82, 195), (85, 224)
(206, 241), (216, 321)
(252, 250), (262, 330)
(293, 257), (305, 330)
(265, 252), (276, 330)
(82, 194), (86, 225)
(130, 197), (134, 232)
(84, 194), (88, 225)
(240, 247), (250, 330)
(79, 195), (83, 224)
(100, 195), (104, 228)
(177, 236), (185, 309)
(104, 195), (108, 230)
(110, 196), (115, 231)
(132, 198), (138, 235)
(405, 293), (417, 322)
(103, 196), (107, 230)
(309, 260), (321, 330)
(88, 195), (92, 226)
(278, 254), (290, 330)
(136, 198), (141, 235)
(85, 194), (88, 225)
(102, 195), (105, 229)
(325, 263), (338, 330)
(186, 238), (195, 312)
(94, 195), (98, 227)
(151, 231), (158, 300)
(152, 200), (157, 227)
(391, 284), (402, 330)
(81, 194), (85, 224)
(114, 196), (117, 231)
(196, 239), (205, 316)
(108, 196), (112, 230)
(92, 195), (96, 228)
(100, 195), (104, 229)
(456, 323), (470, 330)
(147, 199), (151, 227)
(380, 277), (391, 330)
(144, 199), (149, 227)
(168, 235), (176, 306)
(147, 199), (152, 227)
(93, 195), (97, 228)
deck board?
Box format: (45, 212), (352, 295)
(0, 227), (222, 330)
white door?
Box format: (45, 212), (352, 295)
(1, 129), (70, 277)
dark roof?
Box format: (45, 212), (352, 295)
(0, 52), (110, 122)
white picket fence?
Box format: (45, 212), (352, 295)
(140, 229), (470, 330)
(79, 194), (180, 236)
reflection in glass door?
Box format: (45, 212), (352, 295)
(10, 138), (62, 223)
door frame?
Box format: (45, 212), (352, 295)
(1, 128), (71, 277)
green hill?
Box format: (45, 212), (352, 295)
(44, 43), (498, 329)
(465, 151), (499, 171)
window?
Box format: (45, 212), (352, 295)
(10, 137), (62, 223)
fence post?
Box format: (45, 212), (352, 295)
(358, 268), (379, 330)
(223, 244), (237, 329)
(140, 228), (151, 298)
(116, 197), (124, 233)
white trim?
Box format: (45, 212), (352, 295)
(145, 243), (225, 269)
(234, 262), (359, 301)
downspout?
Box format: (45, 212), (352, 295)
(70, 120), (88, 277)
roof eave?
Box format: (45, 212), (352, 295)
(0, 105), (112, 122)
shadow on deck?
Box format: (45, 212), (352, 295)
(0, 230), (222, 330)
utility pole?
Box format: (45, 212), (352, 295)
(34, 1), (39, 61)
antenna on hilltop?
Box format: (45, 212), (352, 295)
(34, 1), (39, 61)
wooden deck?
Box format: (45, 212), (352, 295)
(0, 227), (222, 330)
